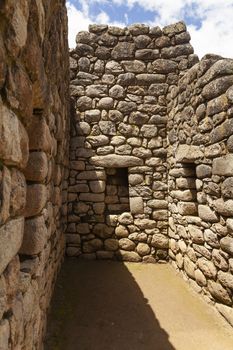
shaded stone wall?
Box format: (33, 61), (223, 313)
(68, 22), (197, 262)
(0, 0), (69, 348)
(167, 56), (233, 325)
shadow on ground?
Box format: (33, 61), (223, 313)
(45, 259), (175, 350)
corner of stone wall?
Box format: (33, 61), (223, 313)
(167, 54), (233, 326)
(67, 21), (198, 263)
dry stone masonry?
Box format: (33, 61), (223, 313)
(1, 2), (233, 347)
(68, 22), (197, 263)
(0, 0), (69, 348)
(68, 23), (233, 327)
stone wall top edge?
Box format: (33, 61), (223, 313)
(78, 20), (187, 37)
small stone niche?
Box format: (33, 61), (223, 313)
(105, 168), (130, 214)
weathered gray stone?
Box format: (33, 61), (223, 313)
(129, 111), (149, 125)
(148, 83), (168, 96)
(89, 181), (106, 193)
(195, 269), (207, 286)
(151, 59), (178, 73)
(136, 243), (150, 256)
(163, 21), (186, 35)
(0, 218), (24, 274)
(161, 44), (193, 58)
(151, 234), (169, 248)
(213, 154), (233, 176)
(115, 225), (128, 238)
(122, 60), (146, 73)
(23, 152), (48, 182)
(198, 205), (218, 223)
(98, 97), (114, 110)
(79, 193), (104, 202)
(83, 239), (103, 253)
(24, 184), (47, 218)
(213, 199), (233, 216)
(128, 24), (149, 35)
(99, 121), (116, 135)
(118, 213), (133, 225)
(119, 238), (136, 251)
(109, 85), (125, 99)
(196, 164), (212, 179)
(210, 118), (233, 144)
(137, 74), (165, 85)
(184, 256), (196, 279)
(198, 258), (217, 279)
(176, 145), (203, 163)
(84, 109), (101, 123)
(20, 216), (47, 255)
(129, 197), (144, 214)
(204, 229), (219, 248)
(222, 177), (233, 198)
(188, 225), (204, 244)
(208, 281), (232, 305)
(90, 155), (143, 167)
(135, 49), (159, 60)
(86, 85), (107, 97)
(220, 237), (233, 255)
(104, 239), (119, 251)
(87, 135), (109, 147)
(109, 110), (124, 123)
(111, 42), (135, 60)
(117, 101), (137, 114)
(177, 202), (198, 215)
(0, 104), (29, 168)
(202, 76), (233, 100)
(212, 250), (228, 272)
(117, 250), (141, 262)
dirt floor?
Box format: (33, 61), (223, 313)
(45, 260), (233, 350)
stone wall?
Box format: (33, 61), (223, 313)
(68, 22), (198, 262)
(0, 0), (69, 348)
(167, 55), (233, 325)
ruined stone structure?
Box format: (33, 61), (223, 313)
(69, 23), (233, 327)
(0, 1), (233, 348)
(0, 0), (69, 348)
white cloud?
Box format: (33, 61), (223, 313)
(66, 1), (92, 48)
(95, 11), (110, 23)
(66, 1), (126, 48)
(66, 0), (233, 58)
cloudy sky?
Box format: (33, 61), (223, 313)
(66, 0), (233, 59)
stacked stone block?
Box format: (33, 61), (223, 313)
(0, 1), (69, 348)
(68, 22), (197, 262)
(167, 56), (233, 325)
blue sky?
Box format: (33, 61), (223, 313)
(67, 0), (233, 59)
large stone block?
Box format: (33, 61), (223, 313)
(24, 184), (47, 217)
(27, 117), (52, 153)
(23, 151), (48, 182)
(111, 42), (135, 60)
(0, 104), (29, 168)
(198, 205), (218, 223)
(90, 155), (143, 167)
(10, 168), (26, 216)
(220, 237), (233, 256)
(208, 281), (231, 305)
(130, 197), (144, 214)
(19, 216), (47, 255)
(212, 154), (233, 176)
(176, 145), (203, 163)
(0, 218), (24, 274)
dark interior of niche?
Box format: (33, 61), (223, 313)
(183, 163), (197, 203)
(105, 167), (130, 214)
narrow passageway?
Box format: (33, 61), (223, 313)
(45, 260), (233, 350)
